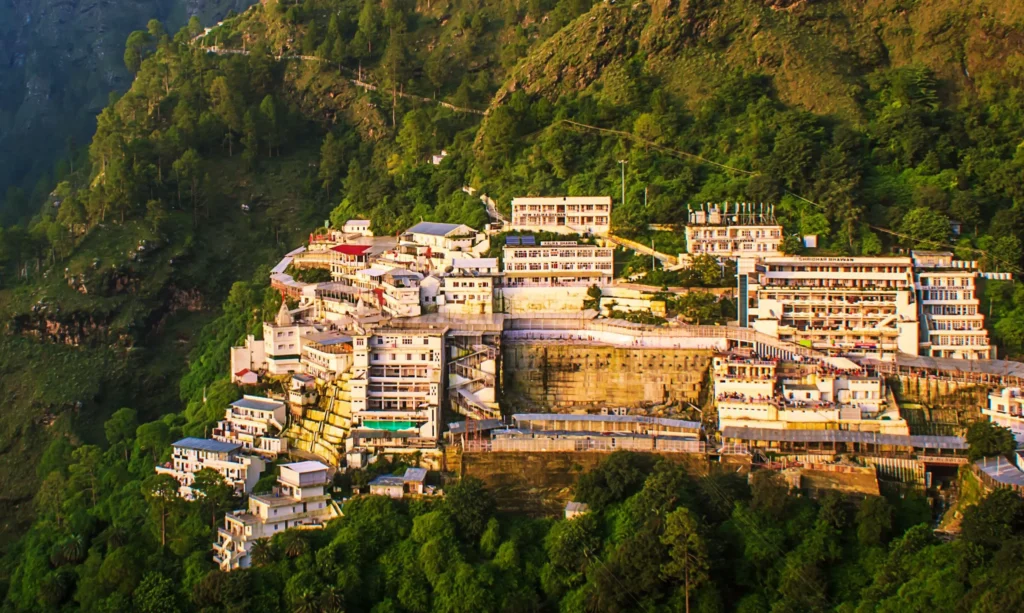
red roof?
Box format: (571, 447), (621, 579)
(331, 244), (371, 256)
(235, 369), (251, 377)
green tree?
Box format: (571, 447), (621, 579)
(899, 207), (950, 249)
(172, 148), (203, 226)
(962, 488), (1024, 550)
(444, 477), (495, 541)
(242, 110), (259, 170)
(142, 473), (181, 548)
(259, 95), (283, 157)
(124, 30), (152, 74)
(192, 468), (235, 528)
(105, 407), (138, 461)
(856, 495), (893, 547)
(133, 572), (180, 613)
(966, 420), (1016, 461)
(210, 76), (242, 156)
(319, 132), (347, 197)
(661, 508), (709, 613)
(358, 0), (382, 56)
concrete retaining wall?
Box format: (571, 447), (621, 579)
(502, 343), (713, 410)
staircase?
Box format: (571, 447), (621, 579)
(448, 343), (501, 420)
(285, 378), (353, 465)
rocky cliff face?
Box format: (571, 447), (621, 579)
(0, 0), (255, 220)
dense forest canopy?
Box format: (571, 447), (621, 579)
(0, 0), (255, 225)
(2, 0), (1024, 609)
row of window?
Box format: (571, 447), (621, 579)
(505, 249), (612, 259)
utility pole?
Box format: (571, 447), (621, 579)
(618, 159), (627, 209)
(644, 185), (648, 208)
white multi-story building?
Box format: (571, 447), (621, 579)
(984, 387), (1024, 437)
(212, 396), (289, 458)
(349, 326), (447, 451)
(510, 196), (611, 235)
(301, 332), (354, 381)
(346, 267), (424, 318)
(155, 438), (266, 498)
(329, 244), (372, 281)
(748, 256), (920, 359)
(712, 354), (905, 434)
(912, 251), (994, 360)
(343, 219), (373, 236)
(403, 222), (487, 254)
(263, 303), (317, 374)
(502, 240), (614, 287)
(438, 258), (498, 315)
(685, 202), (783, 258)
(213, 461), (339, 572)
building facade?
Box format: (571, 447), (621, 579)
(912, 251), (994, 360)
(502, 240), (614, 287)
(438, 258), (498, 315)
(748, 256), (920, 359)
(685, 202), (783, 258)
(349, 326), (447, 452)
(510, 196), (612, 235)
(213, 461), (339, 571)
(712, 353), (906, 434)
(263, 303), (317, 374)
(212, 396), (289, 458)
(155, 438), (266, 498)
(985, 387), (1024, 437)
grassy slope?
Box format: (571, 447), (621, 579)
(0, 148), (323, 544)
(489, 0), (1024, 121)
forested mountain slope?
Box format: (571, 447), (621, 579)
(1, 0), (1024, 607)
(0, 0), (255, 223)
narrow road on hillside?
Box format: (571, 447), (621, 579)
(462, 187), (507, 225)
(605, 234), (679, 266)
(199, 46), (487, 116)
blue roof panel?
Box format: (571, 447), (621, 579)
(173, 437), (241, 453)
(407, 221), (464, 236)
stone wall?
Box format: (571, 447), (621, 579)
(892, 375), (992, 409)
(462, 451), (708, 516)
(501, 342), (713, 410)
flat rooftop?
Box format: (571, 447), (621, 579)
(173, 437), (241, 453)
(282, 460), (330, 474)
(231, 396), (285, 412)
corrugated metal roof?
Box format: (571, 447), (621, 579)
(894, 354), (1024, 378)
(330, 244), (371, 256)
(403, 467), (427, 482)
(407, 221), (466, 236)
(282, 460), (329, 473)
(447, 420), (505, 434)
(231, 397), (285, 412)
(369, 475), (405, 486)
(721, 426), (966, 449)
(976, 457), (1024, 487)
(173, 437), (240, 453)
(513, 413), (701, 431)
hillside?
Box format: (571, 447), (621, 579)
(0, 0), (1023, 606)
(0, 0), (257, 223)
